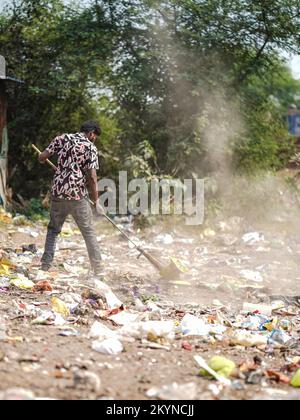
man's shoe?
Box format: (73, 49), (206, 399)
(90, 267), (108, 283)
(41, 264), (50, 272)
(92, 265), (104, 276)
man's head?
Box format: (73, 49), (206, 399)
(80, 120), (102, 143)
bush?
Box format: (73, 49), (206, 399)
(234, 104), (296, 173)
(22, 198), (49, 222)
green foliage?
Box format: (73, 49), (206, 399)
(103, 0), (300, 178)
(235, 103), (296, 172)
(124, 140), (159, 179)
(234, 63), (299, 172)
(0, 0), (116, 197)
(0, 0), (300, 200)
(21, 198), (49, 221)
(141, 294), (159, 303)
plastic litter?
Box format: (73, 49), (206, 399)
(0, 323), (7, 340)
(13, 216), (28, 226)
(230, 330), (268, 347)
(194, 356), (231, 385)
(31, 311), (66, 326)
(58, 329), (80, 337)
(180, 314), (210, 336)
(237, 314), (269, 331)
(21, 244), (38, 253)
(89, 321), (117, 340)
(0, 259), (15, 275)
(155, 234), (174, 245)
(146, 382), (197, 400)
(203, 229), (216, 238)
(118, 321), (175, 341)
(182, 341), (193, 351)
(268, 330), (292, 347)
(1, 201), (300, 400)
(108, 311), (140, 326)
(92, 338), (123, 355)
(33, 281), (53, 293)
(0, 388), (35, 400)
(242, 232), (264, 245)
(94, 279), (123, 310)
(0, 212), (12, 224)
(58, 241), (83, 250)
(242, 303), (273, 317)
(51, 297), (70, 317)
(134, 298), (147, 312)
(290, 370), (300, 388)
(179, 314), (226, 337)
(146, 301), (162, 313)
(240, 270), (263, 283)
(199, 356), (236, 379)
(10, 278), (35, 290)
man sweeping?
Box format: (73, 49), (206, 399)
(38, 121), (102, 274)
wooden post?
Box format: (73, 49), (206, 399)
(0, 75), (8, 207)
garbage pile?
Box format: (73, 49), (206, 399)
(1, 207), (300, 400)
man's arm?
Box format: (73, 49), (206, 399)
(86, 168), (99, 205)
(39, 135), (64, 164)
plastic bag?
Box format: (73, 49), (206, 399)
(94, 279), (123, 310)
(10, 278), (35, 290)
(92, 338), (123, 355)
(51, 297), (70, 317)
(180, 314), (210, 336)
(89, 321), (116, 340)
(199, 356), (236, 379)
(230, 330), (268, 347)
(118, 321), (175, 341)
(290, 370), (300, 387)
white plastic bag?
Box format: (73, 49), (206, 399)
(230, 330), (268, 347)
(89, 321), (116, 340)
(240, 270), (263, 283)
(180, 314), (210, 336)
(118, 320), (175, 341)
(108, 311), (140, 326)
(92, 338), (123, 355)
(94, 280), (123, 309)
(242, 302), (273, 317)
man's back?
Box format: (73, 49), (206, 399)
(46, 132), (99, 201)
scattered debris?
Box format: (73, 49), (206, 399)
(146, 382), (197, 400)
(1, 207), (300, 400)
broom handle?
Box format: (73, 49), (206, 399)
(32, 144), (58, 172)
(100, 214), (163, 268)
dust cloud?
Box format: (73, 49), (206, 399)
(138, 24), (300, 299)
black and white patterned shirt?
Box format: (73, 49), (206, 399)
(46, 133), (99, 200)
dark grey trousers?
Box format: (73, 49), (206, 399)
(41, 198), (102, 271)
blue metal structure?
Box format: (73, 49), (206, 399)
(288, 113), (300, 137)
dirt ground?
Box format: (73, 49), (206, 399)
(1, 212), (300, 401)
